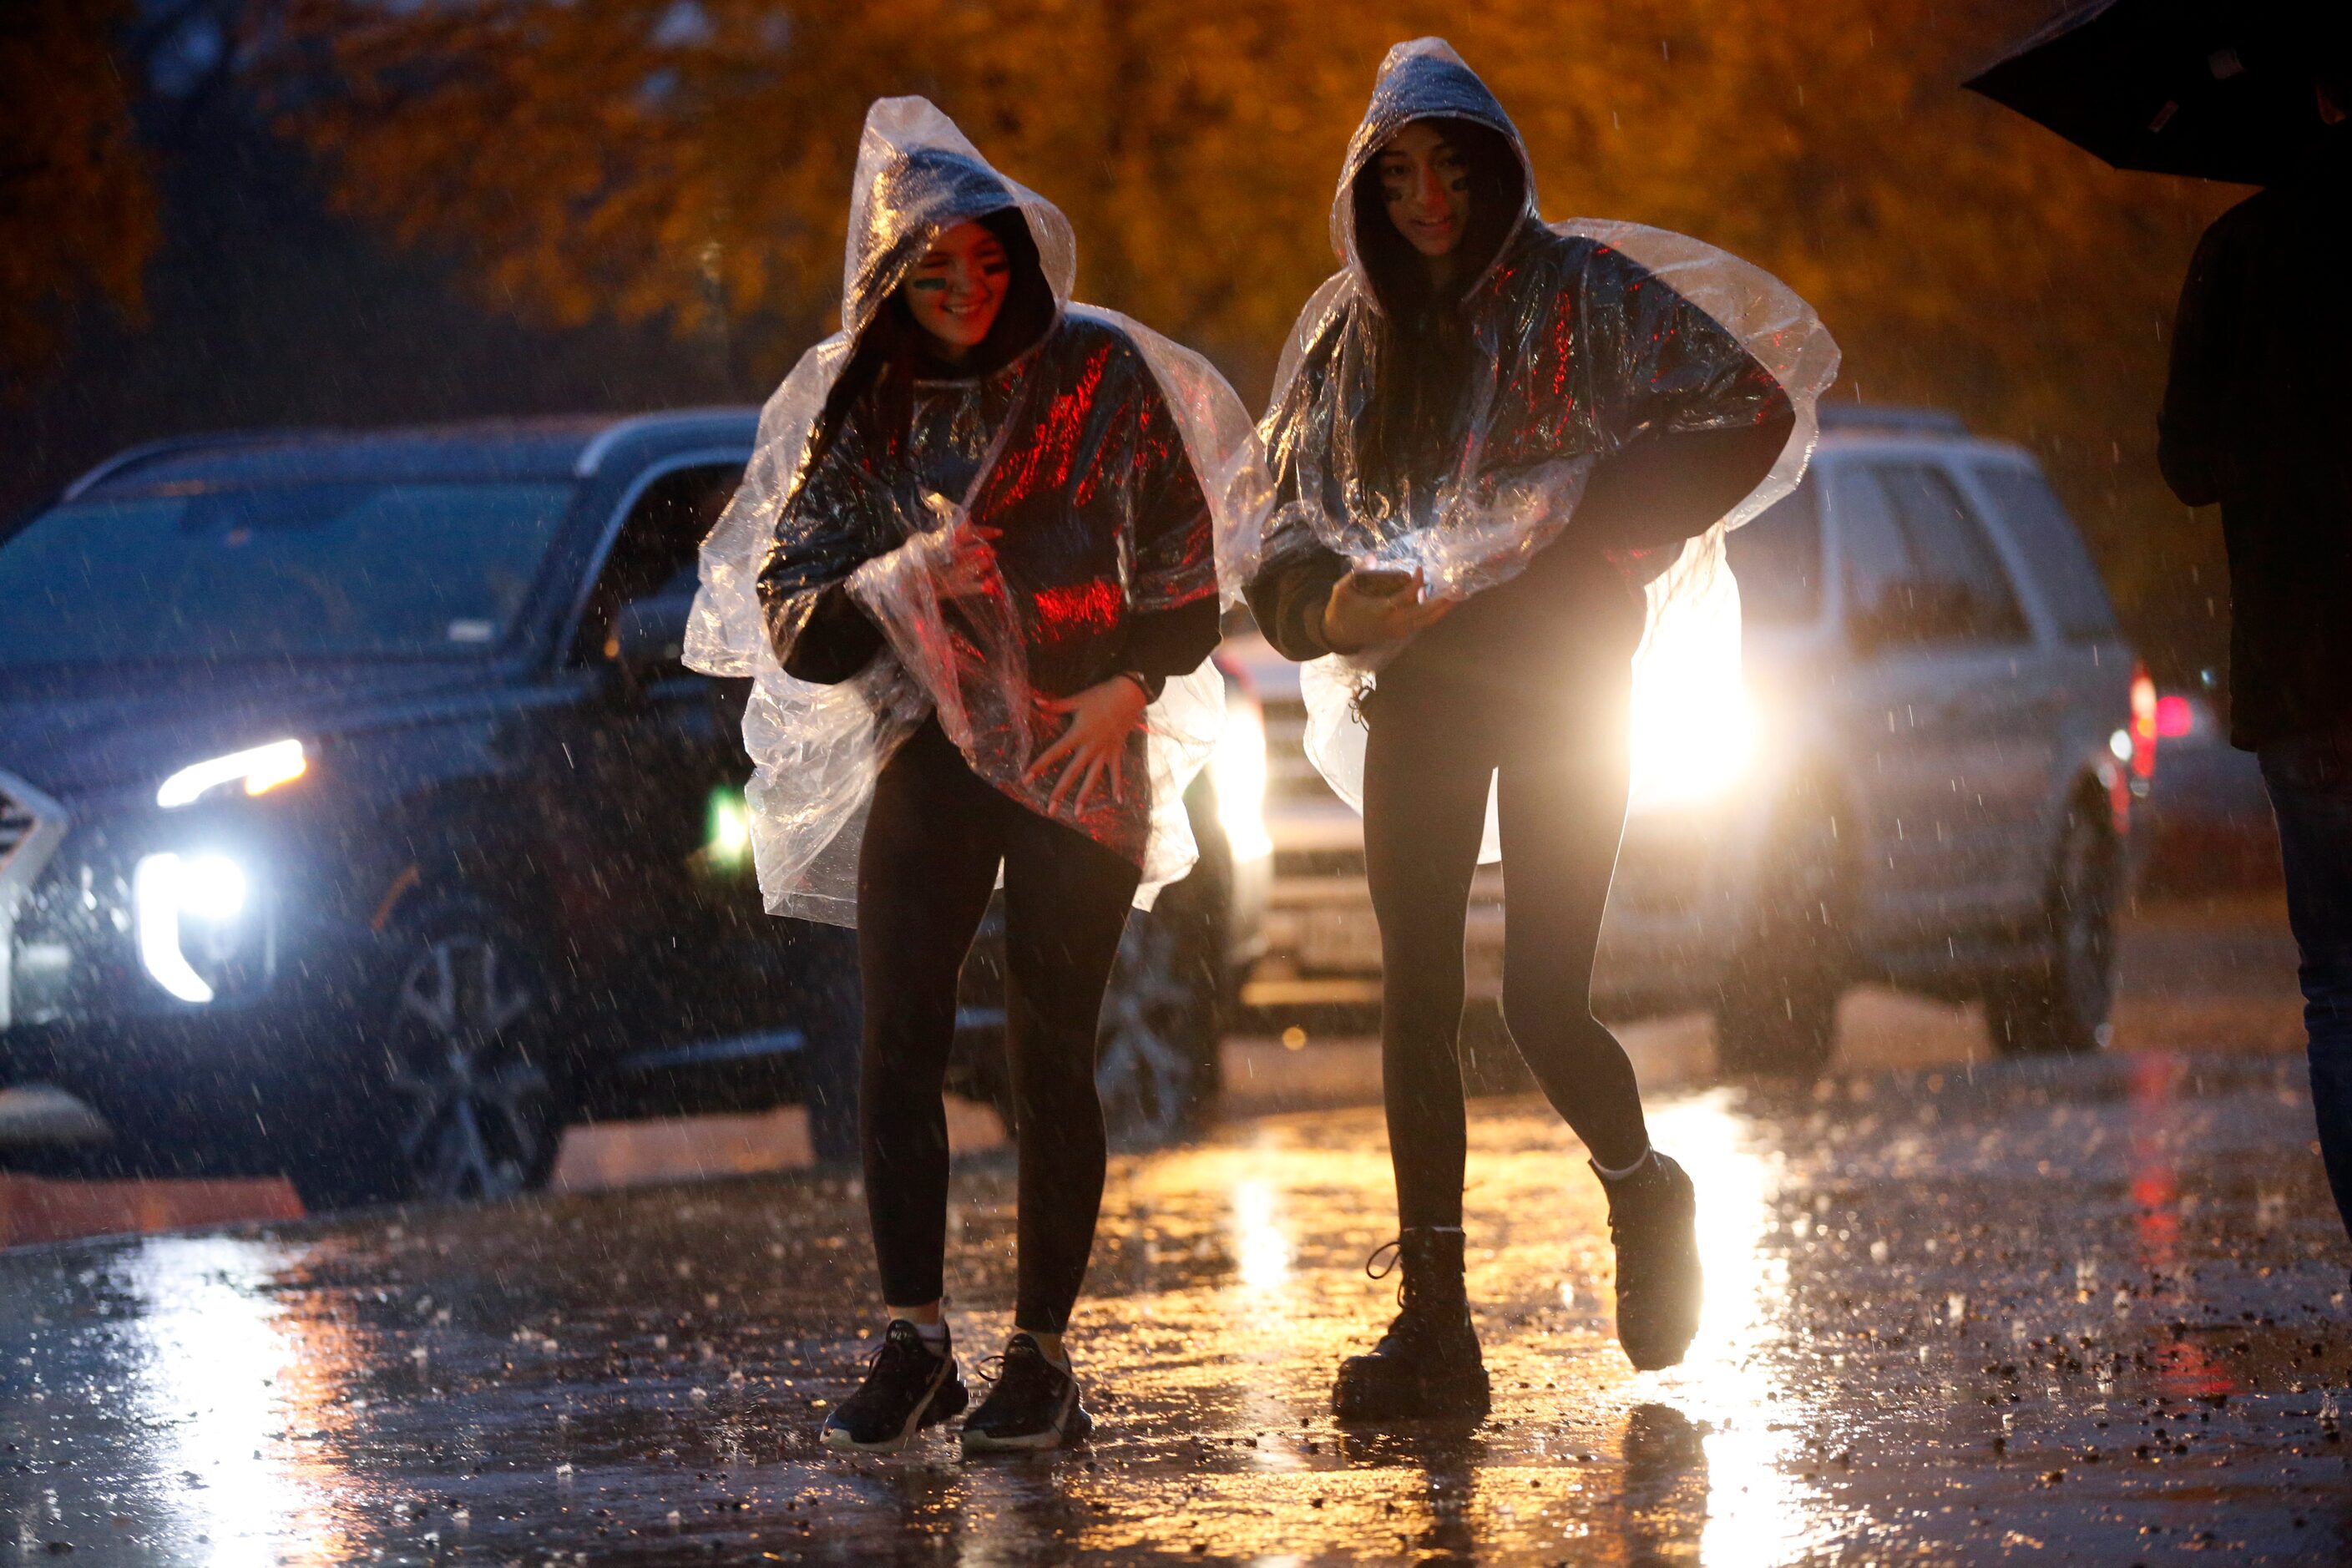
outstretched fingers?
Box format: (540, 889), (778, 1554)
(1026, 706), (1082, 781)
(1046, 750), (1089, 817)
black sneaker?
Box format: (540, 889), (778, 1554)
(820, 1320), (969, 1454)
(1332, 1227), (1491, 1422)
(959, 1333), (1094, 1454)
(1600, 1151), (1703, 1371)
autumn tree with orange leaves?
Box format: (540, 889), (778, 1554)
(255, 0), (2231, 639)
(0, 0), (159, 391)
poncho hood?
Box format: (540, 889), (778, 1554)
(1331, 38), (1538, 306)
(840, 98), (1077, 343)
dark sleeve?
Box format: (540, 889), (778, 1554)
(778, 584), (883, 685)
(1519, 241), (1794, 553)
(1244, 543), (1350, 662)
(1576, 412), (1796, 552)
(756, 386), (896, 682)
(1243, 303), (1356, 663)
(1117, 596), (1222, 700)
(2158, 213), (2243, 508)
(1587, 246), (1790, 450)
(1126, 348), (1222, 614)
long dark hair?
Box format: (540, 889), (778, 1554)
(1348, 117), (1525, 494)
(801, 206), (1056, 482)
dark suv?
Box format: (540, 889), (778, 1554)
(0, 414), (1268, 1209)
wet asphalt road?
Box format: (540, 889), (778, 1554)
(5, 1044), (2349, 1565)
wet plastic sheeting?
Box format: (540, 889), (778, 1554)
(685, 98), (1268, 923)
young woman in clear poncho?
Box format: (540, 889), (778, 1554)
(685, 99), (1262, 1455)
(1245, 40), (1836, 1420)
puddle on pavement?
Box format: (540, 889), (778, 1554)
(3, 1052), (2348, 1564)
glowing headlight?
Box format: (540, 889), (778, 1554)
(1628, 599), (1755, 811)
(157, 739), (307, 809)
(1211, 695), (1273, 862)
(1631, 684), (1757, 810)
(134, 852), (252, 1004)
(706, 787), (752, 868)
(176, 854), (249, 921)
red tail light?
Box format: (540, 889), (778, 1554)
(2129, 662), (2158, 781)
(2108, 660), (2160, 839)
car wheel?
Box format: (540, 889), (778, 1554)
(1095, 904), (1222, 1145)
(1715, 780), (1853, 1078)
(1986, 798), (2119, 1057)
(290, 895), (568, 1211)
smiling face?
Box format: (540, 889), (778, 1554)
(903, 220), (1011, 357)
(1376, 120), (1473, 260)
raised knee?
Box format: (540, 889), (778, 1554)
(1499, 981), (1601, 1054)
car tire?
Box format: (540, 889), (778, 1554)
(287, 893), (569, 1211)
(1095, 902), (1224, 1146)
(1714, 780), (1853, 1079)
(1985, 797), (2120, 1058)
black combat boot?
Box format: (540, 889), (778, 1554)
(1332, 1226), (1491, 1422)
(1599, 1151), (1704, 1371)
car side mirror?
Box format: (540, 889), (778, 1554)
(609, 593), (692, 686)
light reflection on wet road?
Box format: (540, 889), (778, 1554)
(6, 1045), (2349, 1564)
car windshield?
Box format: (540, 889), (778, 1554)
(0, 480), (576, 667)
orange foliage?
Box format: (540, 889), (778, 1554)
(260, 0), (2233, 632)
(0, 0), (159, 389)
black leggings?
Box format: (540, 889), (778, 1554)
(857, 720), (1140, 1333)
(1362, 656), (1651, 1231)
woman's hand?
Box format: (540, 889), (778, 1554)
(1320, 566), (1454, 653)
(1026, 675), (1150, 817)
(929, 519), (1002, 599)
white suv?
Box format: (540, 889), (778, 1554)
(1229, 405), (2149, 1074)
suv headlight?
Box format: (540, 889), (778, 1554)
(157, 739), (307, 809)
(1631, 683), (1757, 810)
(134, 851), (261, 1004)
(1629, 619), (1755, 812)
(1212, 695), (1272, 862)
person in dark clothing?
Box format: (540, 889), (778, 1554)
(2158, 64), (2352, 1244)
(1247, 40), (1817, 1420)
(690, 99), (1248, 1454)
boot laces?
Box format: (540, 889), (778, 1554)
(847, 1324), (941, 1414)
(1365, 1237), (1414, 1310)
(975, 1335), (1064, 1391)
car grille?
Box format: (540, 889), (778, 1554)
(0, 787), (34, 866)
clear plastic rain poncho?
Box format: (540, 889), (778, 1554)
(685, 99), (1266, 924)
(1256, 39), (1842, 857)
